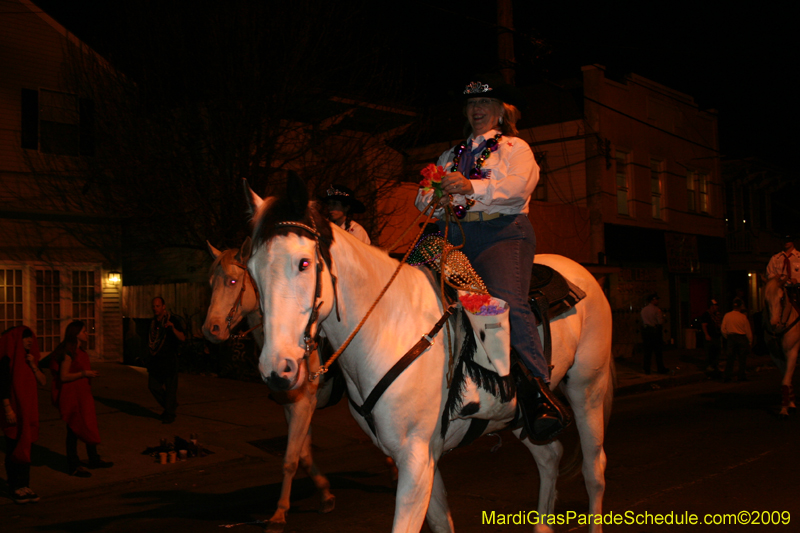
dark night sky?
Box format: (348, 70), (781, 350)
(31, 1), (795, 168)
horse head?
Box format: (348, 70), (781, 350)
(244, 174), (335, 390)
(764, 276), (788, 329)
(202, 238), (257, 343)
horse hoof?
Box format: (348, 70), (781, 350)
(265, 521), (286, 533)
(319, 494), (335, 514)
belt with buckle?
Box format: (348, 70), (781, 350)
(462, 211), (503, 222)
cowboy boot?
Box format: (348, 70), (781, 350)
(512, 361), (573, 444)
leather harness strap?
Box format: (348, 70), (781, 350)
(350, 304), (457, 435)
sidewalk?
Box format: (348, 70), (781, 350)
(1, 350), (777, 506)
(614, 346), (775, 396)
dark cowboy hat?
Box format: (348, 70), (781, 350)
(318, 184), (366, 214)
(460, 73), (526, 111)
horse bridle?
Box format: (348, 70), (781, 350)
(224, 262), (262, 340)
(273, 217), (340, 372)
(771, 285), (800, 337)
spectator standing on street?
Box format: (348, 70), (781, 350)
(699, 298), (722, 375)
(721, 298), (752, 383)
(1, 326), (46, 504)
(641, 294), (668, 375)
(49, 321), (113, 478)
(148, 297), (185, 424)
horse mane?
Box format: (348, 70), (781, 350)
(251, 186), (334, 263)
(209, 248), (241, 276)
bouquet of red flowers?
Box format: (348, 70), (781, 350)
(459, 292), (506, 316)
(419, 163), (447, 198)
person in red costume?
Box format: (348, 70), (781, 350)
(49, 321), (113, 478)
(1, 326), (47, 504)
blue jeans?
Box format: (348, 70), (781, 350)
(439, 214), (549, 380)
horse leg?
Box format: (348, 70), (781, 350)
(425, 465), (454, 533)
(391, 446), (436, 533)
(517, 431), (563, 533)
(298, 429), (335, 513)
(565, 381), (610, 533)
(780, 344), (798, 417)
(266, 397), (316, 531)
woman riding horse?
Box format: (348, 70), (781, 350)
(414, 75), (569, 442)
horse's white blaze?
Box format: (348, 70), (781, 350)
(249, 232), (339, 389)
(249, 189), (613, 533)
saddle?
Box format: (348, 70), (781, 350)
(529, 264), (586, 366)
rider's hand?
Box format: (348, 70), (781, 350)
(441, 172), (474, 196)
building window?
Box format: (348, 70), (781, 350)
(72, 271), (97, 350)
(650, 160), (663, 219)
(21, 89), (94, 156)
(36, 269), (61, 352)
(687, 170), (710, 214)
(0, 269), (24, 333)
(533, 151), (548, 202)
(697, 173), (709, 213)
(616, 151), (630, 215)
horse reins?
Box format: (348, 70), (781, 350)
(307, 197), (454, 381)
(226, 262), (262, 340)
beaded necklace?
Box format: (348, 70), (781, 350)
(449, 132), (502, 218)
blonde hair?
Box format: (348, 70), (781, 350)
(463, 101), (521, 137)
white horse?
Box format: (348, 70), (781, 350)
(764, 277), (800, 418)
(201, 239), (336, 531)
(246, 177), (613, 533)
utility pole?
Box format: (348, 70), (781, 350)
(497, 0), (515, 85)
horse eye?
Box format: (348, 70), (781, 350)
(229, 279), (237, 285)
(299, 259), (311, 272)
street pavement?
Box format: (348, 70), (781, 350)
(0, 347), (777, 514)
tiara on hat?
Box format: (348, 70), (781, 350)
(463, 81), (491, 95)
(326, 186), (350, 197)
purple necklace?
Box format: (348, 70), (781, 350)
(449, 132), (502, 218)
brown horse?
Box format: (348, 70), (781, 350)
(764, 277), (800, 418)
(202, 238), (335, 531)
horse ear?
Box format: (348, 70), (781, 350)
(285, 171), (309, 219)
(207, 240), (223, 260)
(237, 236), (253, 263)
(243, 179), (264, 216)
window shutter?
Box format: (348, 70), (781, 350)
(21, 89), (38, 149)
(79, 98), (95, 156)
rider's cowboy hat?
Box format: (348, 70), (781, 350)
(318, 184), (366, 214)
(460, 73), (526, 111)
